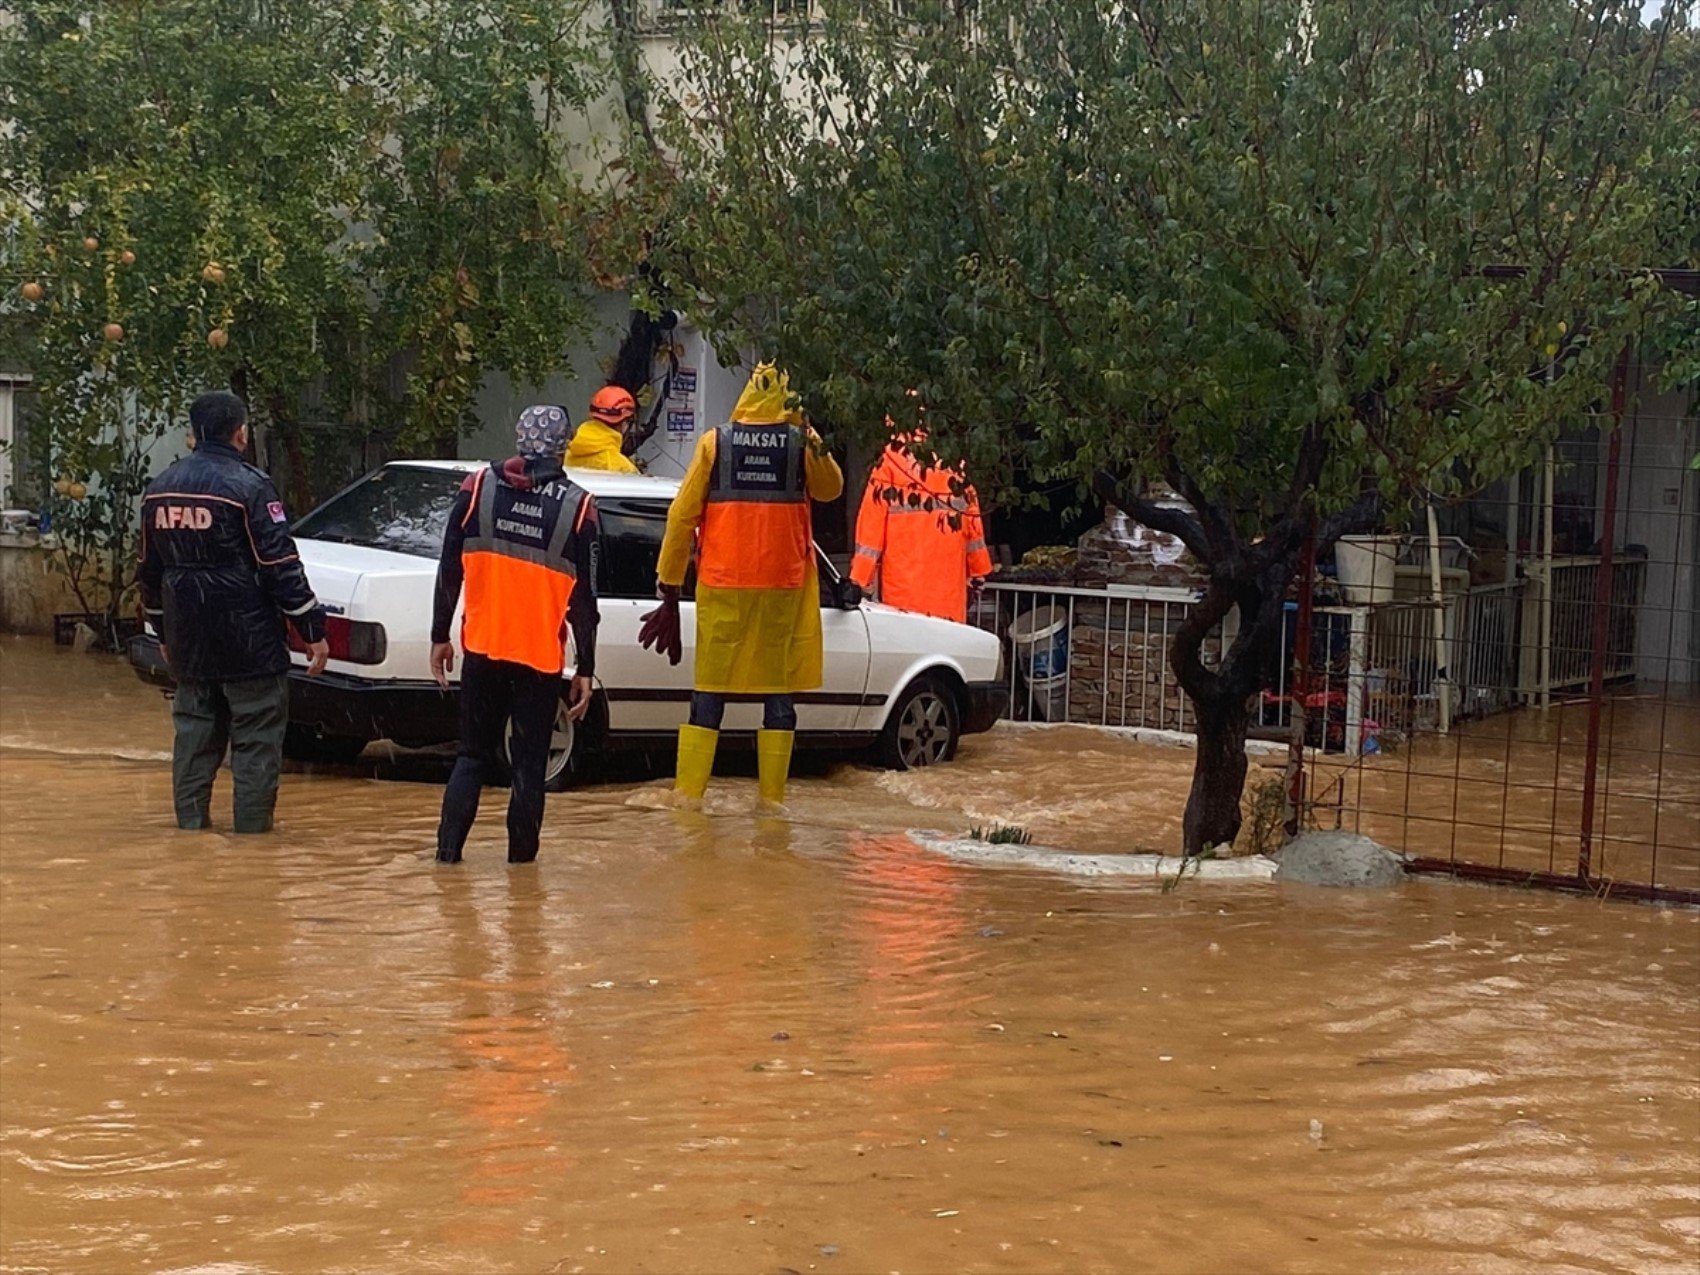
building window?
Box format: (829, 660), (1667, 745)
(644, 0), (816, 29)
(0, 378), (40, 511)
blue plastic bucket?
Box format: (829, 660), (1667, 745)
(1010, 609), (1069, 680)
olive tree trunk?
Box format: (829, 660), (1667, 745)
(1095, 470), (1379, 858)
(1182, 689), (1254, 855)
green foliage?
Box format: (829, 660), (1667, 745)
(0, 0), (620, 609)
(643, 0), (1693, 853)
(1238, 775), (1289, 858)
(1, 1), (381, 612)
(1, 0), (374, 420)
(968, 823), (1034, 846)
(1644, 24), (1700, 390)
(363, 0), (608, 452)
(651, 0), (1687, 514)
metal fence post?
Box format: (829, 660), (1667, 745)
(1577, 345), (1631, 881)
(1286, 522), (1317, 835)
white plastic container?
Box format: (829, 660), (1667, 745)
(1009, 608), (1070, 721)
(1009, 609), (1069, 679)
(1335, 535), (1402, 605)
(1406, 535), (1472, 573)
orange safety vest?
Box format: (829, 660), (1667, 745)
(698, 423), (812, 591)
(460, 468), (589, 675)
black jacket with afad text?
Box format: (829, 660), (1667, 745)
(137, 440), (327, 682)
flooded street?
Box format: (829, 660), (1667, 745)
(2, 637), (1698, 1274)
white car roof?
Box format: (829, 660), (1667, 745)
(384, 459), (681, 500)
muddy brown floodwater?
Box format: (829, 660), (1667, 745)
(2, 636), (1697, 1275)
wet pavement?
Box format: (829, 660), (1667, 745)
(2, 637), (1697, 1274)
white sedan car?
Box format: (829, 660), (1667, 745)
(131, 461), (1007, 788)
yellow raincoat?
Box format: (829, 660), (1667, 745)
(564, 419), (639, 473)
(657, 372), (844, 695)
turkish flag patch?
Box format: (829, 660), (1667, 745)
(267, 501), (288, 523)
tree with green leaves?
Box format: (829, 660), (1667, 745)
(2, 0), (625, 620)
(1, 0), (374, 619)
(362, 0), (611, 455)
(642, 0), (1694, 854)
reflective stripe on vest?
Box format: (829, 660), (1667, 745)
(461, 469), (585, 674)
(699, 424), (811, 590)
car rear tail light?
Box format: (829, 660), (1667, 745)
(289, 616), (387, 665)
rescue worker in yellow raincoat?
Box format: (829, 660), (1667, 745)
(850, 429), (992, 625)
(638, 365), (844, 807)
(565, 385), (641, 473)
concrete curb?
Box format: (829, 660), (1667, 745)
(993, 720), (1288, 757)
(907, 830), (1279, 881)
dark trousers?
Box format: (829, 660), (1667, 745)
(688, 692), (797, 731)
(171, 674), (290, 833)
(437, 651), (559, 864)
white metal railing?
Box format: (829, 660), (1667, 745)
(975, 577), (1530, 754)
(970, 581), (1210, 733)
(1520, 554), (1646, 701)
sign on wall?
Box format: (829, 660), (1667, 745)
(666, 365), (698, 437)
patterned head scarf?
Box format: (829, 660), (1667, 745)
(515, 404), (571, 458)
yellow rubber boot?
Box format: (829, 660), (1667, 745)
(756, 729), (795, 810)
(674, 725), (718, 803)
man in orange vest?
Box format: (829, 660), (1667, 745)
(639, 364), (843, 808)
(429, 405), (599, 864)
(850, 431), (992, 624)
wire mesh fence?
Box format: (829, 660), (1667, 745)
(969, 358), (1695, 903)
(1301, 374), (1697, 904)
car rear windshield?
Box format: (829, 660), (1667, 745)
(293, 465), (468, 558)
(596, 498), (694, 599)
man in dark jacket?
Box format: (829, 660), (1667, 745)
(138, 391), (329, 833)
(429, 405), (600, 865)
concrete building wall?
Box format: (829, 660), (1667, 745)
(1611, 365), (1699, 685)
(463, 293), (755, 480)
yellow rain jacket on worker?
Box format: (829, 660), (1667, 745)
(564, 419), (639, 474)
(657, 372), (844, 695)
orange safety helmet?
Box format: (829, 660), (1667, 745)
(589, 385), (637, 425)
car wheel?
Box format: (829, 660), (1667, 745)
(282, 723), (367, 765)
(505, 692), (586, 793)
(878, 676), (961, 770)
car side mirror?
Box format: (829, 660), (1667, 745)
(835, 579), (864, 610)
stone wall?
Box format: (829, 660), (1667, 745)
(0, 535), (86, 636)
(1076, 508), (1209, 593)
(1063, 596), (1221, 729)
(1050, 498), (1216, 730)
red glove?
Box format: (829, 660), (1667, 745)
(639, 584), (683, 666)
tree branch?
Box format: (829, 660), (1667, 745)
(1091, 470), (1212, 563)
(1169, 577), (1235, 704)
(1315, 490), (1384, 553)
(1162, 455), (1239, 559)
(1284, 420), (1328, 512)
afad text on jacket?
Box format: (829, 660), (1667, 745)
(137, 440), (327, 682)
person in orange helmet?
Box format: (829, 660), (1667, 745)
(565, 385), (641, 474)
(850, 428), (992, 624)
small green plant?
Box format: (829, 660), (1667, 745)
(968, 824), (1033, 846)
(1238, 776), (1289, 858)
(1159, 846), (1219, 893)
